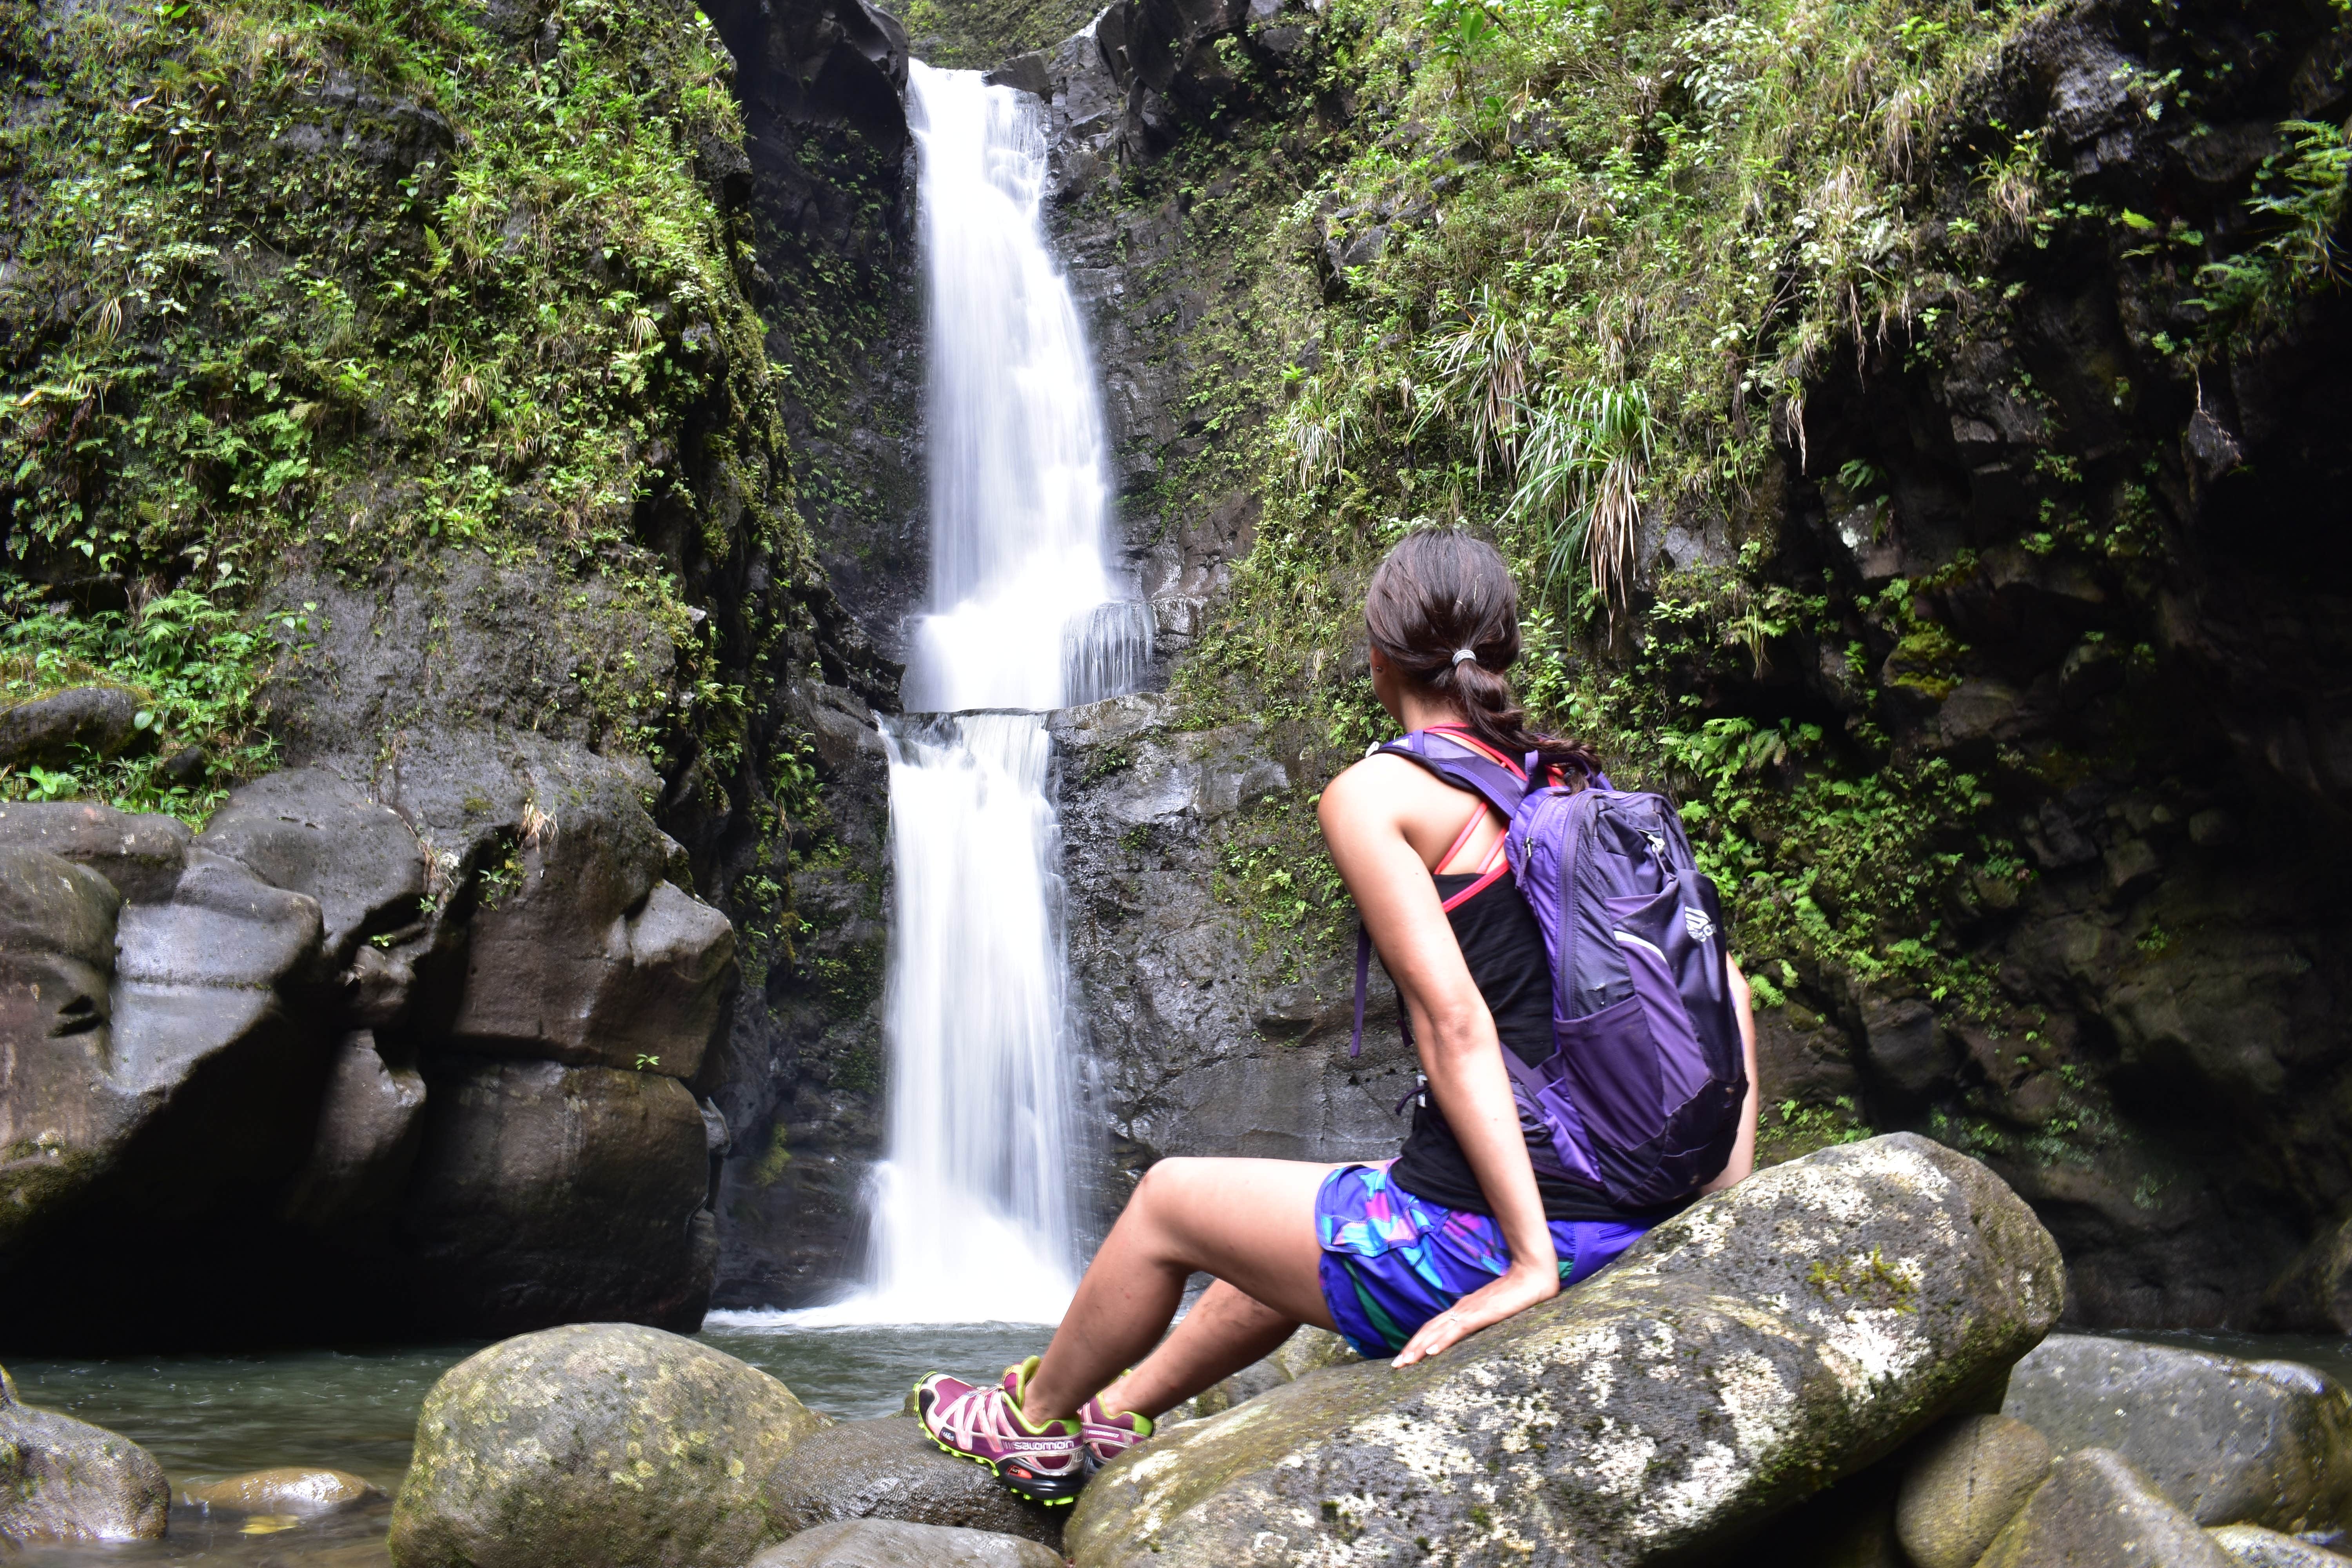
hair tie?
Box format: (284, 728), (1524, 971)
(1451, 648), (1479, 666)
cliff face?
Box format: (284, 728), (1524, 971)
(1001, 0), (2352, 1325)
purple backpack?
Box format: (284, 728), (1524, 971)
(1350, 726), (1748, 1209)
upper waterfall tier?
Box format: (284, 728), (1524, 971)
(901, 60), (1148, 714)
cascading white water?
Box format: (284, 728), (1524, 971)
(768, 62), (1146, 1327)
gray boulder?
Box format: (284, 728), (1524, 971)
(748, 1519), (1063, 1568)
(0, 848), (121, 1249)
(0, 800), (189, 902)
(388, 1323), (830, 1568)
(765, 1418), (1063, 1548)
(401, 1058), (717, 1332)
(1067, 1133), (2064, 1568)
(2209, 1524), (2352, 1566)
(1896, 1414), (2054, 1568)
(0, 1372), (171, 1541)
(2004, 1336), (2352, 1533)
(1978, 1448), (2235, 1568)
(414, 739), (734, 1080)
(195, 767), (425, 966)
(0, 686), (142, 768)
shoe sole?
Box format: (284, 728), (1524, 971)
(911, 1376), (1085, 1507)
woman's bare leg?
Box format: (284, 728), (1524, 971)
(1019, 1157), (1336, 1425)
(1096, 1280), (1299, 1420)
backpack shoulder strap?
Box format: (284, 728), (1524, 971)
(1376, 726), (1531, 823)
(1349, 728), (1533, 1059)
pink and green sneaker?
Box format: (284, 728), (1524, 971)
(913, 1356), (1088, 1506)
(1078, 1393), (1153, 1470)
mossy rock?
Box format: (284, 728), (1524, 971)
(388, 1323), (830, 1568)
(1068, 1134), (2064, 1567)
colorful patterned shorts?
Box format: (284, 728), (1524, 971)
(1314, 1161), (1650, 1359)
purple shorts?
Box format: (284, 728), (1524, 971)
(1313, 1161), (1649, 1359)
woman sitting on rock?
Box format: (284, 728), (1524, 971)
(915, 528), (1761, 1504)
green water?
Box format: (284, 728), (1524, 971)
(2, 1322), (1050, 1565)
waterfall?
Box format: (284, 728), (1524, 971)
(781, 62), (1147, 1326)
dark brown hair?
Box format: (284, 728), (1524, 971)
(1364, 529), (1599, 778)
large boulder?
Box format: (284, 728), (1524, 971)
(2003, 1336), (2352, 1533)
(1068, 1134), (2063, 1567)
(748, 1519), (1063, 1568)
(764, 1419), (1063, 1548)
(0, 838), (328, 1265)
(417, 740), (735, 1081)
(1977, 1448), (2235, 1568)
(401, 1058), (717, 1332)
(0, 687), (142, 768)
(0, 1370), (171, 1541)
(0, 800), (190, 902)
(388, 1323), (829, 1568)
(195, 767), (425, 967)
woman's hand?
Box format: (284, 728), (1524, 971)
(1392, 1259), (1559, 1366)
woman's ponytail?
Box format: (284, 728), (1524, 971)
(1365, 530), (1599, 780)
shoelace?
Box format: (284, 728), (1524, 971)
(938, 1382), (1045, 1449)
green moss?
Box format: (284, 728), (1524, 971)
(0, 0), (804, 813)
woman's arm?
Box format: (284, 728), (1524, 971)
(1319, 762), (1557, 1365)
(1700, 958), (1762, 1194)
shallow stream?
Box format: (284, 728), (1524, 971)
(4, 1323), (1045, 1566)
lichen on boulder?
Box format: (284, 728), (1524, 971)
(387, 1323), (830, 1568)
(1068, 1133), (2063, 1567)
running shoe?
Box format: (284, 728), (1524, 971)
(1078, 1393), (1153, 1469)
(913, 1356), (1088, 1505)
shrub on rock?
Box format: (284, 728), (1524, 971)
(1068, 1133), (2063, 1568)
(388, 1323), (829, 1568)
(0, 1368), (170, 1541)
(2004, 1336), (2352, 1534)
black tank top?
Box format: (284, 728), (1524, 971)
(1386, 868), (1687, 1225)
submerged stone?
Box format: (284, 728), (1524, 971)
(1068, 1133), (2063, 1567)
(387, 1323), (830, 1568)
(183, 1466), (387, 1515)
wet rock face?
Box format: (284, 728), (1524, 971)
(389, 1323), (830, 1568)
(0, 737), (740, 1346)
(2003, 1336), (2352, 1534)
(1051, 695), (1412, 1223)
(0, 687), (143, 770)
(1068, 1135), (2064, 1567)
(404, 1059), (717, 1334)
(0, 1377), (171, 1542)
